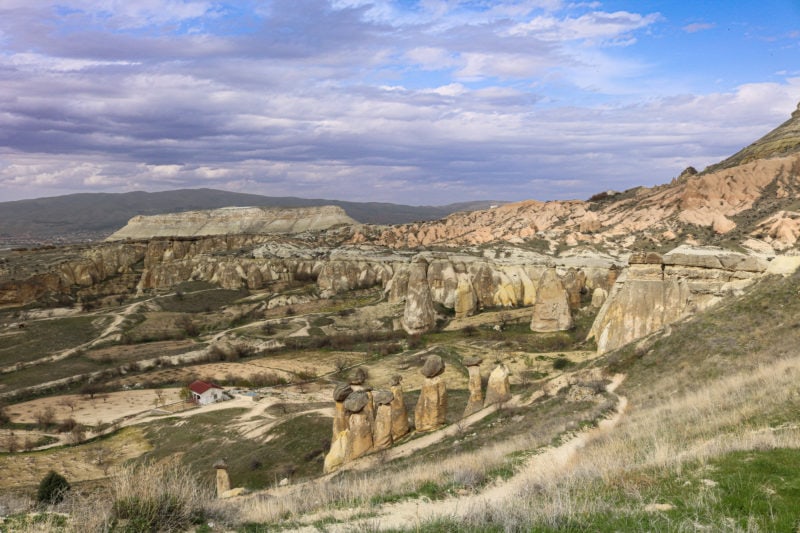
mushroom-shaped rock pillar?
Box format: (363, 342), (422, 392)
(462, 356), (484, 417)
(344, 391), (373, 461)
(214, 459), (231, 498)
(389, 374), (410, 440)
(372, 390), (394, 450)
(414, 354), (447, 432)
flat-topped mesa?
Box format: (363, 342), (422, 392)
(106, 205), (357, 241)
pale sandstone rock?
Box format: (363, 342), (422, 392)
(332, 401), (349, 443)
(414, 375), (447, 432)
(373, 403), (393, 450)
(324, 429), (351, 473)
(530, 268), (573, 332)
(590, 246), (769, 354)
(107, 205), (356, 240)
(484, 364), (511, 406)
(214, 460), (231, 497)
(591, 287), (608, 308)
(453, 275), (477, 318)
(463, 358), (484, 417)
(402, 259), (436, 334)
(766, 255), (800, 275)
(390, 379), (410, 440)
(220, 487), (247, 499)
(346, 412), (373, 460)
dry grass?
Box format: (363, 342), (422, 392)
(460, 354), (800, 529)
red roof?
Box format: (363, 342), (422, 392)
(188, 380), (223, 395)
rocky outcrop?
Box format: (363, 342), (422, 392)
(463, 357), (483, 417)
(389, 375), (410, 440)
(345, 104), (800, 254)
(331, 384), (352, 443)
(414, 355), (447, 431)
(530, 268), (573, 332)
(372, 390), (394, 451)
(214, 460), (231, 498)
(484, 364), (511, 406)
(344, 391), (373, 461)
(402, 258), (437, 334)
(589, 246), (768, 354)
(0, 242), (147, 306)
(107, 206), (357, 240)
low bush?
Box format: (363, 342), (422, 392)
(37, 470), (70, 505)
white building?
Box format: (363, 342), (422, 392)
(188, 380), (225, 405)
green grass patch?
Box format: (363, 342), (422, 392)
(157, 287), (249, 313)
(142, 410), (330, 490)
(0, 315), (108, 367)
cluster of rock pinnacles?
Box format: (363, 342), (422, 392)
(323, 354), (511, 473)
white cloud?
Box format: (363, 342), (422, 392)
(682, 22), (716, 33)
(507, 10), (661, 44)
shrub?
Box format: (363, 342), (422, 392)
(37, 471), (70, 505)
(552, 356), (573, 370)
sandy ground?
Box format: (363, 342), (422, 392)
(5, 388), (183, 426)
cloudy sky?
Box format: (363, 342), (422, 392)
(1, 1), (799, 205)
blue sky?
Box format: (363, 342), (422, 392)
(0, 1), (798, 205)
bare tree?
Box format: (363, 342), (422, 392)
(35, 406), (56, 429)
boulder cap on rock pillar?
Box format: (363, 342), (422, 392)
(333, 383), (353, 402)
(344, 390), (370, 413)
(390, 374), (403, 386)
(372, 389), (394, 405)
(421, 354), (445, 378)
(214, 459), (231, 497)
(349, 368), (367, 385)
(414, 375), (447, 431)
(462, 356), (483, 367)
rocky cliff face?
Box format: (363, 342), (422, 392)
(0, 243), (146, 306)
(589, 246), (768, 354)
(107, 205), (357, 241)
(133, 236), (620, 316)
(349, 151), (800, 253)
(348, 103), (800, 254)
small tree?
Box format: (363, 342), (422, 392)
(179, 387), (192, 403)
(37, 470), (70, 505)
(35, 406), (56, 429)
(4, 431), (19, 453)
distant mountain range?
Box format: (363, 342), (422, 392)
(0, 189), (504, 245)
